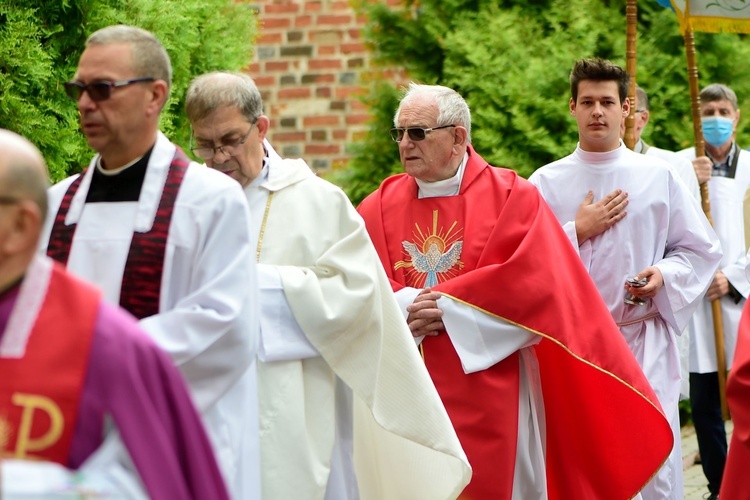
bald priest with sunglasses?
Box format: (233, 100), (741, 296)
(357, 83), (675, 499)
(40, 26), (261, 499)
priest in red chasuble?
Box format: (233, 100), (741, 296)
(358, 83), (673, 499)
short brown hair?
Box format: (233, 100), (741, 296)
(570, 58), (630, 104)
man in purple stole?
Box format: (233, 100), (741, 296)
(0, 129), (228, 498)
(39, 26), (259, 498)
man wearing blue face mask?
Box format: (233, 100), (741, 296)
(678, 83), (750, 500)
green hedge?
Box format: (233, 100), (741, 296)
(338, 0), (750, 204)
(0, 0), (257, 182)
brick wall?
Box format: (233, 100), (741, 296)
(249, 0), (403, 172)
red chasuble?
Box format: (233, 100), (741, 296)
(358, 146), (673, 499)
(0, 263), (99, 464)
(722, 301), (750, 499)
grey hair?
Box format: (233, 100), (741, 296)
(700, 83), (739, 110)
(86, 25), (172, 90)
(395, 83), (472, 142)
(185, 71), (263, 124)
(635, 85), (649, 111)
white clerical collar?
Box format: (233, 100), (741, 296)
(96, 153), (144, 175)
(416, 152), (468, 198)
(634, 139), (644, 154)
(574, 141), (626, 163)
(249, 151), (271, 188)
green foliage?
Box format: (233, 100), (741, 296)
(343, 0), (750, 203)
(0, 0), (257, 182)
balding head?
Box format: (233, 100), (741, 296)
(0, 130), (50, 218)
(0, 130), (50, 291)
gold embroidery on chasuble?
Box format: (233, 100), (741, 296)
(395, 210), (464, 288)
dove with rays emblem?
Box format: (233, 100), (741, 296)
(401, 241), (463, 287)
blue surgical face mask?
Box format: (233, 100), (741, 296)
(701, 116), (734, 147)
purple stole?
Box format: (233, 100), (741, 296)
(47, 149), (190, 319)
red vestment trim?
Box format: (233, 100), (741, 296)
(47, 149), (189, 319)
(358, 146), (673, 499)
(722, 301), (750, 499)
(0, 263), (99, 464)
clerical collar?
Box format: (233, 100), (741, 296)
(248, 149), (271, 188)
(86, 146), (154, 203)
(634, 139), (651, 154)
(416, 152), (468, 199)
(574, 141), (626, 163)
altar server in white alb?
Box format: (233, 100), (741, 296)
(40, 26), (260, 498)
(677, 83), (750, 499)
(185, 71), (471, 500)
(529, 58), (722, 500)
(623, 84), (703, 402)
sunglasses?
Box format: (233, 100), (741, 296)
(390, 124), (456, 142)
(63, 77), (155, 102)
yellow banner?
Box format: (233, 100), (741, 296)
(670, 0), (750, 33)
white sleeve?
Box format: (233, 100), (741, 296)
(438, 296), (540, 374)
(140, 178), (257, 412)
(257, 263), (320, 362)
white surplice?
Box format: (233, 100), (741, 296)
(638, 139), (703, 399)
(529, 143), (722, 500)
(40, 132), (260, 499)
(678, 146), (750, 373)
(247, 142), (471, 500)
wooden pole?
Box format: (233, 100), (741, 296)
(624, 0), (637, 150)
(684, 25), (729, 421)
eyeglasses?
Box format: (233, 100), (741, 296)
(390, 124), (456, 142)
(63, 78), (156, 102)
(190, 120), (257, 160)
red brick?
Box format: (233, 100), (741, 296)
(258, 32), (283, 44)
(304, 1), (323, 12)
(265, 4), (300, 14)
(263, 17), (292, 29)
(306, 144), (341, 155)
(304, 115), (340, 127)
(265, 61), (289, 71)
(348, 29), (361, 39)
(278, 87), (312, 99)
(318, 45), (337, 55)
(331, 2), (349, 10)
(273, 132), (307, 141)
(341, 43), (366, 54)
(308, 59), (342, 70)
(316, 87), (332, 98)
(335, 86), (363, 99)
(332, 129), (347, 140)
(317, 15), (352, 25)
(246, 63), (261, 73)
(296, 15), (313, 27)
(253, 75), (276, 87)
(355, 14), (367, 24)
(350, 100), (367, 112)
(345, 114), (370, 125)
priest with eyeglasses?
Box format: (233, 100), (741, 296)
(358, 82), (675, 499)
(40, 25), (260, 499)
